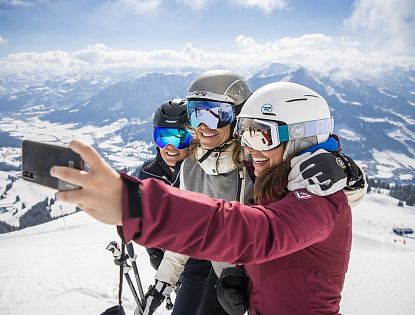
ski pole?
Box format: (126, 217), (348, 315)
(106, 241), (144, 313)
(126, 243), (146, 303)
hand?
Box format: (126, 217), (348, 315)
(146, 248), (165, 270)
(50, 139), (123, 225)
(143, 280), (174, 315)
(288, 149), (348, 196)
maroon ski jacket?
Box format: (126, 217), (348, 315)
(121, 175), (352, 315)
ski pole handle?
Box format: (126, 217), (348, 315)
(106, 241), (122, 259)
(126, 242), (137, 261)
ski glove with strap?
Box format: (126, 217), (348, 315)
(288, 149), (364, 196)
(143, 280), (174, 315)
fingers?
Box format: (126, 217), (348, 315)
(55, 187), (86, 205)
(68, 139), (104, 171)
(50, 165), (88, 187)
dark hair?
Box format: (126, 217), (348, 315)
(252, 156), (293, 204)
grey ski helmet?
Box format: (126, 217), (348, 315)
(153, 99), (188, 128)
(187, 70), (252, 107)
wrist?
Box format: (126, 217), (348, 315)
(119, 172), (143, 243)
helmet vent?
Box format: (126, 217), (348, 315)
(224, 80), (252, 105)
(286, 98), (307, 103)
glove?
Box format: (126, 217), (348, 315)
(288, 149), (363, 196)
(216, 267), (249, 315)
(143, 280), (174, 315)
(146, 248), (165, 270)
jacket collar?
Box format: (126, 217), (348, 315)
(196, 141), (238, 175)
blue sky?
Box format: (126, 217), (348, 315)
(0, 0), (355, 54)
(0, 0), (414, 77)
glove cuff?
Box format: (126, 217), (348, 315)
(154, 280), (174, 296)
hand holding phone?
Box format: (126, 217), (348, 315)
(21, 140), (84, 190)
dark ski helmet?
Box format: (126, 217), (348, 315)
(153, 99), (188, 128)
(187, 70), (251, 107)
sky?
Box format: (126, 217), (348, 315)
(0, 0), (414, 77)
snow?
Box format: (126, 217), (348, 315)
(399, 174), (413, 181)
(338, 128), (363, 142)
(0, 193), (414, 315)
(372, 149), (415, 169)
(324, 85), (348, 104)
(377, 88), (398, 98)
(0, 116), (153, 228)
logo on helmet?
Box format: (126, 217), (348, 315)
(194, 91), (207, 96)
(290, 124), (305, 138)
(261, 103), (273, 114)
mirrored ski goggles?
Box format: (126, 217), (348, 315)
(188, 100), (235, 129)
(153, 127), (193, 149)
(235, 117), (334, 151)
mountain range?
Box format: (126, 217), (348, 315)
(0, 63), (414, 230)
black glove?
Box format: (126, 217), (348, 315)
(143, 280), (173, 315)
(146, 248), (165, 270)
(288, 149), (364, 196)
(216, 267), (249, 315)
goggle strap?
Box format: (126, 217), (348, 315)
(277, 117), (334, 141)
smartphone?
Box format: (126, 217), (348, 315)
(21, 140), (84, 190)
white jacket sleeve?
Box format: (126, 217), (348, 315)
(344, 166), (368, 207)
(155, 250), (189, 285)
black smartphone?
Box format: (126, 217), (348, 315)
(21, 140), (84, 190)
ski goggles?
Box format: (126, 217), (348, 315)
(235, 117), (334, 151)
(187, 100), (235, 129)
(153, 127), (193, 150)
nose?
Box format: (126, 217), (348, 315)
(165, 144), (177, 151)
(244, 146), (256, 154)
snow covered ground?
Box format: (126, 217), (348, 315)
(0, 192), (414, 315)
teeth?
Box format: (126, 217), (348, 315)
(201, 131), (218, 137)
(166, 151), (179, 156)
(253, 157), (269, 163)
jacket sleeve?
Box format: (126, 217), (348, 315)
(154, 250), (189, 285)
(121, 176), (349, 265)
(344, 166), (367, 207)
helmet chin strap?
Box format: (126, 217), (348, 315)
(197, 137), (235, 164)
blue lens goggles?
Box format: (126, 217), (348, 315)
(153, 127), (193, 149)
(187, 100), (235, 129)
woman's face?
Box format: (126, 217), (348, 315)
(245, 143), (286, 176)
(196, 123), (231, 150)
(160, 144), (190, 167)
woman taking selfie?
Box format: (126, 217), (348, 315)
(52, 82), (366, 315)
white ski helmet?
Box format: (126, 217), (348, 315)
(237, 82), (334, 160)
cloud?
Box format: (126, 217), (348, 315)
(0, 35), (8, 44)
(0, 0), (34, 7)
(0, 35), (414, 78)
(344, 0), (415, 55)
(178, 0), (210, 11)
(233, 0), (287, 14)
(104, 0), (162, 16)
